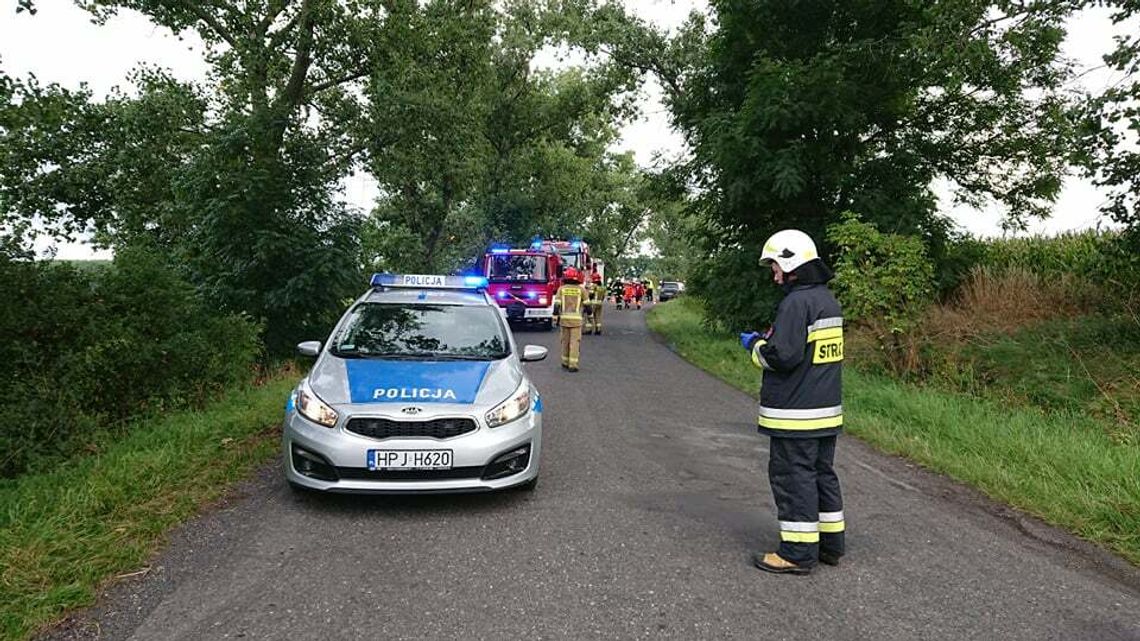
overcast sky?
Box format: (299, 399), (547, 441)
(0, 1), (1130, 259)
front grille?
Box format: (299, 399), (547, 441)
(345, 417), (478, 441)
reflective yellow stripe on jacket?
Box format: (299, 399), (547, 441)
(757, 405), (843, 431)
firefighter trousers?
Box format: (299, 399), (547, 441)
(587, 303), (603, 334)
(768, 435), (845, 567)
(560, 323), (582, 368)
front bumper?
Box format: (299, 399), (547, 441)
(283, 408), (542, 494)
(497, 301), (554, 322)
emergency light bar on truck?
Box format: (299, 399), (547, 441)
(370, 273), (489, 290)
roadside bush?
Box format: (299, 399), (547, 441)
(0, 249), (261, 478)
(828, 212), (934, 374)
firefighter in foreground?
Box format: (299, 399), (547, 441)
(740, 229), (845, 575)
(586, 273), (605, 335)
(554, 267), (586, 371)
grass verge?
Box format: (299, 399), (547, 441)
(0, 374), (297, 641)
(648, 298), (1140, 565)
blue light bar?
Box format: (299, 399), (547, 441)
(491, 248), (510, 254)
(370, 273), (488, 290)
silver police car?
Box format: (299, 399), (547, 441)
(283, 274), (547, 493)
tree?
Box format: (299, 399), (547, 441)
(1079, 0), (1140, 289)
(360, 1), (644, 273)
(1, 0), (393, 353)
(575, 0), (1082, 326)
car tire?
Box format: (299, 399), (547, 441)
(542, 319), (554, 331)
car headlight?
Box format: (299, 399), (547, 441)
(485, 381), (531, 428)
(297, 379), (338, 428)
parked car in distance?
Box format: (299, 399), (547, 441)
(659, 281), (683, 301)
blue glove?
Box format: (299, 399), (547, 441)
(740, 331), (761, 350)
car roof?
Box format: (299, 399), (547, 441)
(361, 288), (492, 306)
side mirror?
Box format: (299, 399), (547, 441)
(296, 341), (322, 357)
(520, 345), (548, 362)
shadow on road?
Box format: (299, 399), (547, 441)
(285, 483), (533, 517)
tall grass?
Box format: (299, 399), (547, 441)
(648, 298), (1140, 566)
(0, 374), (297, 641)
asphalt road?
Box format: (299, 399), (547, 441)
(45, 303), (1140, 641)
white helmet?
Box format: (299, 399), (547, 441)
(760, 229), (819, 273)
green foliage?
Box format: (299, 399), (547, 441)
(934, 314), (1140, 434)
(1078, 2), (1140, 267)
(978, 230), (1115, 279)
(1, 1), (380, 354)
(360, 2), (645, 271)
(0, 373), (295, 640)
(828, 213), (934, 331)
(584, 0), (1082, 327)
(0, 251), (260, 478)
(688, 240), (783, 330)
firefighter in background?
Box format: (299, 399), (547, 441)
(645, 279), (655, 304)
(633, 280), (645, 309)
(553, 267), (586, 371)
(609, 278), (623, 307)
(622, 280), (636, 310)
(586, 273), (605, 335)
(740, 229), (845, 576)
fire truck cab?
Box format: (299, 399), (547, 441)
(542, 240), (603, 284)
(480, 245), (562, 329)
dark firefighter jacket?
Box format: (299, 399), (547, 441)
(745, 281), (843, 438)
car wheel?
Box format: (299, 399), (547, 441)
(542, 319), (554, 331)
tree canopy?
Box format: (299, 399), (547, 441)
(4, 0), (1140, 338)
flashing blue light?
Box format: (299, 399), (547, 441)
(370, 273), (396, 287)
(498, 291), (509, 299)
(526, 291), (538, 300)
(491, 248), (509, 254)
(571, 241), (581, 249)
(464, 276), (488, 288)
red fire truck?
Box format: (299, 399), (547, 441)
(541, 239), (604, 284)
(480, 245), (562, 329)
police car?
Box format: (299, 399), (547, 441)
(283, 274), (546, 493)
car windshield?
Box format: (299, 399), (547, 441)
(662, 282), (679, 290)
(488, 255), (546, 281)
(331, 304), (509, 360)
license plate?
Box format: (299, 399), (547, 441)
(367, 449), (453, 471)
(524, 308), (551, 318)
